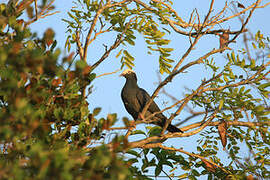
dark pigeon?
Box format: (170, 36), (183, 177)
(120, 69), (183, 133)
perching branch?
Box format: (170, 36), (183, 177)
(142, 144), (230, 174)
(141, 47), (227, 131)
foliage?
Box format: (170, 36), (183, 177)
(0, 1), (131, 179)
(0, 0), (269, 180)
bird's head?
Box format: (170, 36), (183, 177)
(120, 69), (137, 81)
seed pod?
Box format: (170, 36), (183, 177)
(218, 120), (227, 150)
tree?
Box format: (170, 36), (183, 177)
(0, 0), (269, 179)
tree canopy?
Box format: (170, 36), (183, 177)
(0, 0), (269, 179)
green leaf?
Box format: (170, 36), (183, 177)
(131, 130), (146, 136)
(67, 12), (76, 20)
(162, 47), (174, 52)
(88, 73), (96, 81)
(155, 165), (162, 177)
(231, 51), (236, 62)
(227, 53), (232, 63)
(163, 160), (173, 168)
(239, 86), (245, 94)
(122, 117), (130, 127)
(138, 17), (145, 28)
(0, 4), (6, 13)
(189, 175), (197, 180)
(123, 50), (134, 60)
(76, 60), (88, 69)
(178, 173), (188, 179)
(224, 75), (228, 83)
(162, 27), (171, 34)
(126, 158), (138, 165)
(80, 106), (89, 118)
(126, 150), (140, 157)
(148, 126), (162, 137)
(50, 40), (57, 51)
(259, 82), (270, 89)
(254, 105), (264, 112)
(116, 49), (123, 58)
(53, 108), (63, 120)
(107, 113), (117, 123)
(161, 56), (174, 63)
(252, 42), (257, 49)
(250, 59), (256, 69)
(218, 99), (224, 110)
(8, 16), (17, 27)
(125, 37), (135, 46)
(123, 57), (135, 67)
(93, 107), (101, 116)
(65, 36), (71, 52)
(192, 169), (200, 176)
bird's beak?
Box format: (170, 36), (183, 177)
(119, 72), (124, 77)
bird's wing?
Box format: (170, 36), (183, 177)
(137, 88), (164, 115)
(136, 88), (150, 111)
(137, 88), (168, 127)
(121, 88), (141, 119)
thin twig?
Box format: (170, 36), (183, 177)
(24, 0), (59, 28)
(90, 17), (134, 72)
(34, 0), (38, 20)
(83, 1), (104, 61)
(75, 29), (84, 60)
(96, 69), (121, 78)
(227, 0), (260, 45)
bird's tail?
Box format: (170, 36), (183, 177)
(167, 124), (183, 133)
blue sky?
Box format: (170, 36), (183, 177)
(22, 0), (270, 178)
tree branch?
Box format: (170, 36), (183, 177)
(83, 1), (104, 61)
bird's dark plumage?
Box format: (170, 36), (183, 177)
(120, 69), (183, 133)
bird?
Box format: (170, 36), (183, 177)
(120, 69), (183, 133)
